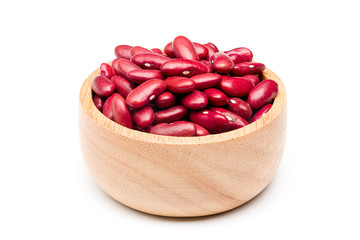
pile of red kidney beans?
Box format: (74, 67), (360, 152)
(91, 35), (279, 136)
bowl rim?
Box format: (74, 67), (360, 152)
(79, 62), (287, 145)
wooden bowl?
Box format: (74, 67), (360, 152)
(79, 65), (287, 217)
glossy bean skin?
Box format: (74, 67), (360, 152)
(211, 52), (234, 73)
(102, 93), (117, 120)
(165, 76), (196, 94)
(206, 42), (219, 52)
(91, 75), (115, 97)
(126, 79), (166, 109)
(203, 44), (217, 61)
(200, 60), (213, 73)
(117, 59), (142, 78)
(100, 63), (115, 79)
(227, 54), (249, 65)
(112, 93), (133, 129)
(161, 59), (208, 77)
(231, 62), (266, 76)
(154, 105), (188, 123)
(220, 76), (254, 97)
(175, 121), (210, 136)
(150, 121), (196, 137)
(189, 110), (229, 134)
(247, 79), (278, 109)
(93, 94), (104, 112)
(131, 105), (154, 128)
(190, 73), (222, 90)
(151, 48), (163, 55)
(130, 53), (170, 70)
(172, 36), (198, 60)
(127, 69), (164, 84)
(130, 46), (152, 56)
(210, 107), (248, 130)
(227, 97), (252, 120)
(241, 74), (259, 86)
(203, 88), (228, 106)
(250, 104), (272, 123)
(165, 41), (208, 60)
(224, 47), (253, 64)
(164, 42), (176, 57)
(180, 90), (208, 110)
(114, 45), (132, 60)
(111, 58), (122, 75)
(155, 92), (176, 109)
(193, 123), (210, 136)
(193, 43), (208, 59)
(110, 76), (135, 99)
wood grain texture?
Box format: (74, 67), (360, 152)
(79, 65), (287, 217)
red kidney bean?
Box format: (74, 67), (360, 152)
(164, 42), (176, 57)
(154, 105), (188, 123)
(200, 60), (213, 73)
(155, 92), (176, 109)
(190, 73), (222, 90)
(91, 75), (115, 97)
(102, 93), (117, 120)
(161, 59), (208, 77)
(151, 48), (163, 55)
(100, 63), (115, 79)
(220, 76), (254, 97)
(93, 94), (104, 112)
(206, 42), (219, 52)
(110, 76), (135, 99)
(130, 52), (170, 70)
(117, 59), (142, 78)
(112, 93), (133, 129)
(189, 110), (229, 134)
(193, 42), (208, 59)
(114, 45), (132, 60)
(126, 79), (166, 109)
(210, 107), (248, 130)
(172, 35), (199, 60)
(247, 79), (279, 109)
(193, 123), (210, 136)
(231, 62), (266, 76)
(211, 52), (234, 73)
(241, 74), (259, 86)
(250, 104), (272, 123)
(165, 41), (209, 60)
(227, 54), (248, 65)
(165, 76), (196, 94)
(180, 90), (208, 110)
(130, 46), (152, 56)
(150, 121), (196, 136)
(111, 58), (122, 76)
(203, 88), (228, 106)
(203, 44), (217, 61)
(175, 121), (210, 136)
(127, 69), (165, 84)
(131, 105), (154, 128)
(227, 97), (252, 120)
(224, 47), (253, 63)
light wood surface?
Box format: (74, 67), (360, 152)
(79, 64), (287, 217)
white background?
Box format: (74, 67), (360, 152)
(1, 0), (359, 239)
